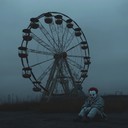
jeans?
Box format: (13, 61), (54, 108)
(78, 107), (102, 119)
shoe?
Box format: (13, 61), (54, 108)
(102, 113), (108, 121)
(82, 116), (90, 122)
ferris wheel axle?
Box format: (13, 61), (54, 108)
(54, 52), (67, 59)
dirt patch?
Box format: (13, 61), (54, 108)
(0, 111), (128, 128)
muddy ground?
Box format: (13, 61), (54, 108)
(0, 111), (128, 128)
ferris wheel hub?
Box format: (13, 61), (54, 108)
(54, 52), (67, 59)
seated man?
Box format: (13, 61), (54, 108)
(75, 87), (107, 122)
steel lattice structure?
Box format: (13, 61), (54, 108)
(18, 12), (91, 98)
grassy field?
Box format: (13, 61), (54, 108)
(0, 95), (128, 128)
(103, 95), (128, 113)
(0, 95), (128, 113)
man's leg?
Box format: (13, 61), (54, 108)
(87, 107), (101, 120)
(74, 107), (91, 121)
(78, 107), (91, 117)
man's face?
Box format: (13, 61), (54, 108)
(89, 90), (97, 98)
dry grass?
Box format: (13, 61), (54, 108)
(104, 95), (128, 113)
(0, 95), (128, 113)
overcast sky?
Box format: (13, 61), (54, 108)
(0, 0), (128, 100)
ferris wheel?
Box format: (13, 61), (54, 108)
(18, 12), (91, 98)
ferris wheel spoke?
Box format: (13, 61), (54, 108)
(45, 60), (58, 89)
(62, 27), (69, 48)
(30, 58), (53, 68)
(68, 55), (85, 58)
(57, 24), (65, 51)
(39, 22), (57, 52)
(64, 60), (77, 88)
(65, 32), (75, 50)
(37, 63), (52, 81)
(62, 62), (77, 79)
(66, 42), (81, 52)
(31, 32), (55, 52)
(67, 64), (79, 79)
(57, 24), (64, 46)
(67, 58), (83, 70)
(62, 27), (67, 44)
(49, 23), (60, 49)
(27, 48), (53, 56)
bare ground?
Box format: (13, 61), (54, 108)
(0, 111), (128, 128)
